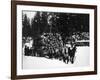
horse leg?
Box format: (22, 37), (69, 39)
(66, 56), (69, 64)
(62, 56), (65, 62)
(70, 57), (72, 63)
(71, 57), (74, 64)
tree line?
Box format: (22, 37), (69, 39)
(22, 11), (89, 38)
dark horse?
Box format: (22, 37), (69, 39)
(68, 45), (77, 64)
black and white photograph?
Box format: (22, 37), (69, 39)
(12, 1), (97, 79)
(22, 10), (90, 69)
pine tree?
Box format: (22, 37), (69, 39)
(22, 14), (31, 37)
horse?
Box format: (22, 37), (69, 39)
(62, 45), (69, 64)
(68, 45), (77, 64)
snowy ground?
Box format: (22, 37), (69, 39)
(23, 47), (90, 69)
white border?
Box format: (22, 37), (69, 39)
(17, 5), (94, 75)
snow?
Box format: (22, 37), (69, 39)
(23, 47), (90, 69)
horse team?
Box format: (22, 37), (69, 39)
(24, 42), (77, 64)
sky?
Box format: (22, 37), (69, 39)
(23, 11), (36, 24)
